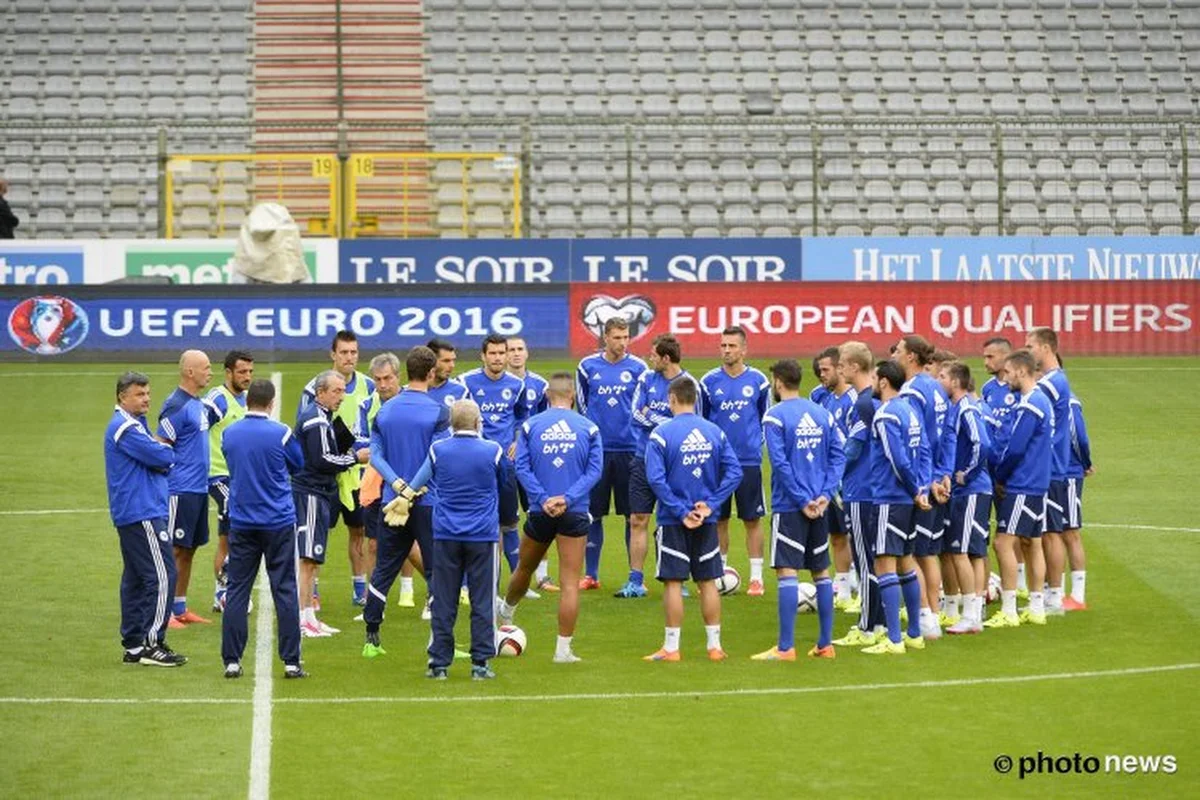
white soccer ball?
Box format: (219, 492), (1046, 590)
(796, 581), (818, 614)
(716, 566), (741, 595)
(496, 624), (526, 657)
(987, 572), (1002, 603)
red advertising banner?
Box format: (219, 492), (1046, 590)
(569, 281), (1200, 358)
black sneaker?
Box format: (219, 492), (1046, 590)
(224, 663), (243, 679)
(139, 644), (187, 667)
(284, 665), (308, 679)
(122, 648), (144, 665)
(425, 666), (448, 680)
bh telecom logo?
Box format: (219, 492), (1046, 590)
(7, 295), (90, 355)
(124, 245), (318, 283)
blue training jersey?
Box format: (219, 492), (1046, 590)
(515, 370), (549, 418)
(105, 406), (174, 527)
(370, 389), (450, 504)
(842, 387), (879, 503)
(157, 387), (215, 494)
(1036, 367), (1072, 481)
(950, 397), (993, 497)
(1067, 394), (1092, 479)
(426, 376), (469, 410)
(700, 365), (771, 466)
(644, 412), (742, 526)
(898, 372), (940, 488)
(994, 388), (1053, 495)
(819, 386), (858, 437)
(869, 396), (924, 504)
(631, 368), (703, 458)
(980, 376), (1017, 469)
(809, 385), (831, 407)
(425, 431), (506, 542)
(762, 397), (846, 512)
(575, 351), (647, 453)
(515, 407), (603, 515)
(461, 368), (528, 448)
(221, 412), (304, 531)
(936, 393), (959, 485)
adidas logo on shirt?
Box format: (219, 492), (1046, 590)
(795, 413), (822, 437)
(680, 428), (714, 453)
(540, 419), (578, 442)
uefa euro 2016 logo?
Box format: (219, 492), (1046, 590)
(7, 295), (90, 355)
(581, 294), (657, 341)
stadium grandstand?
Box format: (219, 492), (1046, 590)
(1, 0), (1198, 239)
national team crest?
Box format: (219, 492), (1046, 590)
(7, 295), (89, 355)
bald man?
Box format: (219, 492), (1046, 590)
(156, 350), (218, 626)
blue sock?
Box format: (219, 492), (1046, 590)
(586, 520), (604, 579)
(630, 569), (644, 587)
(353, 575), (366, 598)
(777, 577), (799, 651)
(172, 597), (186, 616)
(879, 573), (901, 643)
(899, 570), (923, 639)
(815, 577), (834, 648)
(502, 529), (519, 571)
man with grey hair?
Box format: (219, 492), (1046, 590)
(407, 399), (506, 680)
(293, 370), (358, 637)
(156, 349), (216, 628)
(105, 371), (185, 666)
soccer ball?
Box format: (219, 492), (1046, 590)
(987, 572), (1002, 603)
(796, 582), (818, 613)
(716, 566), (741, 595)
(496, 624), (526, 657)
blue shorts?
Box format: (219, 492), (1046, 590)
(913, 504), (942, 557)
(769, 511), (831, 572)
(589, 450), (632, 518)
(996, 492), (1045, 539)
(948, 493), (992, 558)
(499, 461), (519, 528)
(628, 455), (657, 515)
(824, 495), (846, 534)
(1044, 480), (1068, 533)
(655, 523), (723, 583)
(168, 492), (209, 549)
(332, 488), (364, 529)
(362, 499), (381, 540)
(208, 478), (231, 536)
(719, 465), (766, 521)
(295, 490), (333, 563)
(871, 503), (916, 558)
(1066, 477), (1083, 530)
(524, 511), (592, 544)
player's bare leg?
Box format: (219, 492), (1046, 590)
(984, 533), (1021, 626)
(555, 535), (585, 644)
(348, 524), (368, 604)
(298, 558), (329, 636)
(832, 533), (852, 605)
(1043, 531), (1066, 613)
(945, 553), (980, 633)
(1063, 527), (1087, 609)
(940, 553), (960, 620)
(717, 518), (731, 564)
(629, 512), (651, 577)
(502, 535), (550, 611)
(1019, 536), (1048, 623)
(645, 581), (685, 661)
(172, 545), (204, 622)
(698, 579), (724, 658)
(744, 518), (764, 594)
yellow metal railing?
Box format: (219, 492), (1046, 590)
(345, 151), (522, 239)
(164, 153), (341, 238)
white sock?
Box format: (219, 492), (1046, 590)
(920, 607), (938, 627)
(663, 626), (681, 653)
(535, 560), (549, 582)
(1046, 587), (1064, 608)
(947, 593), (961, 617)
(834, 573), (851, 601)
(303, 607), (318, 626)
(749, 558), (763, 583)
(1016, 564), (1027, 591)
(555, 634), (573, 657)
(1001, 589), (1017, 616)
(400, 576), (414, 593)
(499, 599), (517, 621)
(705, 624), (722, 650)
(973, 595), (985, 622)
(1029, 591), (1045, 615)
(849, 565), (860, 593)
(1070, 570), (1086, 603)
(961, 593), (978, 624)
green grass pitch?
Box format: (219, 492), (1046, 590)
(1, 357), (1197, 798)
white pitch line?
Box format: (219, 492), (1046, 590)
(1090, 523), (1200, 534)
(248, 564), (274, 800)
(0, 508), (108, 516)
(1, 662), (1195, 707)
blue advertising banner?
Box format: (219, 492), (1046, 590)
(339, 238), (570, 284)
(1, 287), (569, 357)
(0, 244), (85, 285)
(568, 238), (801, 282)
(801, 236), (1200, 281)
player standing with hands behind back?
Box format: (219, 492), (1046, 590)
(643, 377), (742, 662)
